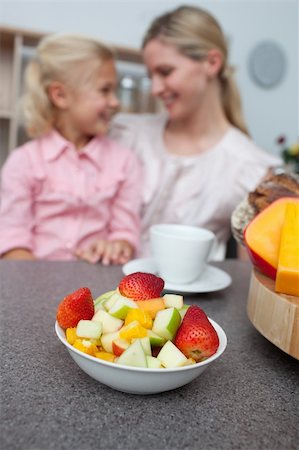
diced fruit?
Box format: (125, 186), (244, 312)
(73, 339), (98, 356)
(89, 338), (102, 347)
(244, 197), (299, 279)
(95, 351), (116, 362)
(76, 320), (102, 339)
(163, 294), (184, 309)
(101, 331), (120, 353)
(94, 290), (115, 311)
(116, 339), (148, 368)
(174, 305), (219, 362)
(108, 294), (138, 319)
(133, 336), (151, 356)
(119, 320), (148, 341)
(182, 358), (196, 366)
(92, 310), (123, 333)
(135, 298), (165, 318)
(112, 338), (130, 356)
(125, 309), (153, 329)
(152, 307), (181, 340)
(275, 202), (299, 296)
(146, 355), (163, 368)
(61, 285), (222, 370)
(66, 327), (78, 345)
(57, 287), (94, 329)
(147, 330), (166, 347)
(157, 341), (188, 368)
(179, 304), (190, 320)
(104, 291), (120, 311)
(152, 346), (162, 357)
(118, 272), (164, 300)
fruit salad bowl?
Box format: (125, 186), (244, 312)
(55, 319), (227, 395)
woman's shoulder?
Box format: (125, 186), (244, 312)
(225, 127), (282, 165)
(222, 127), (283, 191)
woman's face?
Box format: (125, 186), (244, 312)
(142, 39), (211, 121)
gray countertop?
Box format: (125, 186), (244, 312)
(1, 260), (298, 450)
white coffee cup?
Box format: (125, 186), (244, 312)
(150, 224), (215, 284)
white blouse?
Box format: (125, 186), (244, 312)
(109, 113), (282, 260)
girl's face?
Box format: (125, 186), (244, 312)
(62, 59), (119, 144)
(142, 39), (213, 121)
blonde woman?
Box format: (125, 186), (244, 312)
(109, 5), (282, 260)
(0, 33), (142, 264)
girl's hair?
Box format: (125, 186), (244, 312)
(142, 5), (249, 135)
(21, 33), (114, 138)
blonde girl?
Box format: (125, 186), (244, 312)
(0, 33), (142, 264)
(110, 5), (281, 260)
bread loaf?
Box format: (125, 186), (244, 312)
(248, 173), (299, 213)
(231, 172), (299, 245)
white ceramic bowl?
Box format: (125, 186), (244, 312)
(55, 319), (227, 395)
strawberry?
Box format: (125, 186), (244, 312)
(56, 287), (94, 329)
(174, 305), (219, 362)
(118, 272), (164, 300)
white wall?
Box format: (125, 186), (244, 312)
(1, 0), (298, 155)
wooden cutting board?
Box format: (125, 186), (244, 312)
(247, 268), (299, 360)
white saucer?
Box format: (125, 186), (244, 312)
(122, 258), (232, 294)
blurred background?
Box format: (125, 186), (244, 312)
(0, 0), (298, 165)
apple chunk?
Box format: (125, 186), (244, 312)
(116, 339), (148, 368)
(152, 307), (181, 340)
(146, 356), (163, 368)
(101, 331), (120, 353)
(157, 341), (188, 368)
(92, 310), (123, 333)
(163, 294), (184, 309)
(112, 338), (130, 356)
(94, 290), (115, 312)
(76, 320), (102, 339)
(179, 304), (189, 320)
(108, 295), (138, 319)
(132, 336), (151, 356)
(147, 330), (166, 347)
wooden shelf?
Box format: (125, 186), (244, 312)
(0, 25), (142, 62)
(0, 110), (13, 119)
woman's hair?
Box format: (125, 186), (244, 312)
(142, 5), (249, 135)
(21, 33), (114, 138)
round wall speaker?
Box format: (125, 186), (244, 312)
(248, 41), (287, 88)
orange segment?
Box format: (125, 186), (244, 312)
(119, 320), (148, 341)
(66, 327), (78, 345)
(125, 309), (153, 329)
(73, 339), (98, 356)
(95, 351), (116, 362)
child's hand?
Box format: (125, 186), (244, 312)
(102, 240), (134, 265)
(1, 248), (35, 260)
(76, 240), (134, 265)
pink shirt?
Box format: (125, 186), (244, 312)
(0, 130), (142, 260)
